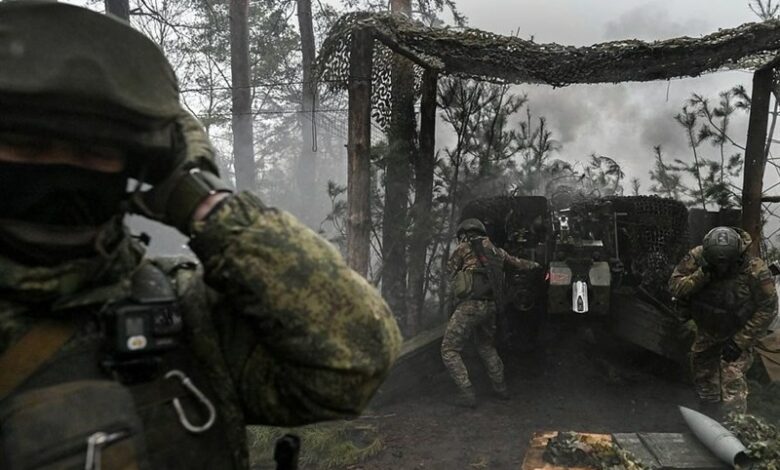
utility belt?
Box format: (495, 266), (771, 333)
(453, 268), (494, 301)
(0, 262), (230, 470)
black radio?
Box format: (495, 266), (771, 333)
(99, 262), (183, 381)
(102, 300), (182, 356)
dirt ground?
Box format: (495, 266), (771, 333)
(351, 319), (703, 470)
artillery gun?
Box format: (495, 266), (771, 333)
(459, 194), (693, 360)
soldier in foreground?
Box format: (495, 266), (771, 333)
(442, 219), (539, 407)
(0, 3), (401, 469)
(669, 226), (777, 417)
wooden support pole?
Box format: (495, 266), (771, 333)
(742, 68), (773, 256)
(347, 28), (373, 277)
(230, 0), (256, 191)
(407, 69), (438, 334)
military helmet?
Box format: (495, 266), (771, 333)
(457, 218), (487, 236)
(0, 1), (182, 182)
(702, 226), (744, 267)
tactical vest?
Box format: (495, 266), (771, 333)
(452, 268), (493, 300)
(0, 260), (237, 470)
(689, 270), (755, 339)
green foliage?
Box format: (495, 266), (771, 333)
(750, 0), (780, 21)
(319, 143), (388, 282)
(649, 89), (745, 209)
(543, 432), (649, 470)
(726, 412), (780, 469)
(247, 421), (383, 469)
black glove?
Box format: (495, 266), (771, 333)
(131, 110), (232, 234)
(721, 339), (742, 363)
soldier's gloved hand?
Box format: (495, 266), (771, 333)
(721, 338), (742, 363)
(132, 110), (233, 234)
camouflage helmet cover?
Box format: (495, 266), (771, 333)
(702, 226), (744, 267)
(0, 1), (182, 181)
(457, 218), (487, 236)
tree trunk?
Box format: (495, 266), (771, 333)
(407, 70), (437, 334)
(382, 0), (414, 329)
(742, 68), (773, 256)
(347, 28), (373, 277)
(104, 0), (129, 20)
(230, 0), (256, 191)
(296, 0), (318, 223)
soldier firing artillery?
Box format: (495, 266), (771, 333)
(442, 218), (540, 408)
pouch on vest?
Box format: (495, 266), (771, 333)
(469, 270), (493, 300)
(0, 380), (149, 470)
(452, 270), (473, 299)
(452, 269), (492, 300)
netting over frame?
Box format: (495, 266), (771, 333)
(319, 12), (780, 88)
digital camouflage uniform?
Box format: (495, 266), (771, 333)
(441, 235), (537, 400)
(0, 192), (402, 468)
(669, 231), (777, 414)
(0, 4), (401, 469)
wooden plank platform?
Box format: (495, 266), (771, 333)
(521, 431), (727, 470)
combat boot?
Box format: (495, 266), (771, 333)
(455, 386), (477, 408)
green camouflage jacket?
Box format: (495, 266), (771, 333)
(0, 192), (402, 468)
(669, 233), (777, 349)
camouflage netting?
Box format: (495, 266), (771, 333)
(726, 414), (780, 469)
(543, 432), (649, 470)
(317, 12), (780, 126)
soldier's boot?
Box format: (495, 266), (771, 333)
(492, 381), (510, 401)
(455, 386), (477, 408)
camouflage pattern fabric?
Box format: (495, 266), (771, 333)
(690, 332), (754, 414)
(447, 235), (538, 274)
(189, 192), (402, 425)
(669, 230), (777, 414)
(443, 236), (538, 394)
(0, 192), (402, 469)
(440, 300), (504, 392)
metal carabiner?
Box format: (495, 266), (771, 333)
(165, 369), (217, 434)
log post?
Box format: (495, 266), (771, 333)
(347, 28), (373, 276)
(407, 69), (438, 334)
(230, 0), (256, 191)
(742, 68), (773, 256)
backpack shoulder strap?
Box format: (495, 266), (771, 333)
(0, 320), (77, 401)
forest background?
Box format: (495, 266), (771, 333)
(72, 0), (780, 335)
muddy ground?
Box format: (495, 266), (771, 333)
(351, 318), (706, 470)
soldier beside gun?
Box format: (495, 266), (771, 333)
(669, 226), (777, 418)
(442, 219), (540, 408)
(0, 3), (401, 469)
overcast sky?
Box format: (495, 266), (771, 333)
(439, 0), (769, 195)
